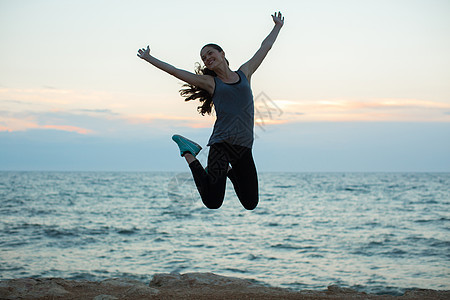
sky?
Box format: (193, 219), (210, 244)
(0, 0), (449, 172)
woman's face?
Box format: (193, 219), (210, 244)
(201, 46), (225, 70)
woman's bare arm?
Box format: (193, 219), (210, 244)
(239, 12), (284, 80)
(137, 46), (214, 94)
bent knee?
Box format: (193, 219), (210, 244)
(242, 199), (258, 210)
(203, 197), (224, 209)
(205, 202), (223, 209)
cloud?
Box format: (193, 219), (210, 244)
(0, 87), (211, 134)
(0, 113), (94, 135)
(40, 125), (93, 134)
(1, 86), (449, 139)
(276, 98), (450, 122)
(73, 108), (119, 115)
(123, 113), (214, 128)
(0, 108), (212, 138)
(0, 99), (35, 105)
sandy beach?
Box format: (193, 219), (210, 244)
(1, 272), (449, 300)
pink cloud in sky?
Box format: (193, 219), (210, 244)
(0, 116), (93, 134)
(278, 98), (450, 122)
(1, 85), (449, 136)
(40, 125), (93, 134)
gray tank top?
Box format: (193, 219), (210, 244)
(207, 70), (254, 148)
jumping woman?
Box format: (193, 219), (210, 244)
(137, 12), (284, 210)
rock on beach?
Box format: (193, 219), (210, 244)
(1, 272), (449, 300)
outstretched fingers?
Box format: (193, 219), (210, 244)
(271, 11), (284, 26)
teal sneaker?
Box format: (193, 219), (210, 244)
(172, 134), (202, 157)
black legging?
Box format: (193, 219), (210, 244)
(188, 142), (258, 210)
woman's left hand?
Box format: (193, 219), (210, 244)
(271, 11), (284, 27)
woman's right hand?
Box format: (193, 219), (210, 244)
(137, 45), (151, 60)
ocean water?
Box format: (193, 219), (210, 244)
(0, 171), (449, 295)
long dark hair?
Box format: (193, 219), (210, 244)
(179, 44), (225, 116)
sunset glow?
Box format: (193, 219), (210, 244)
(1, 0), (449, 171)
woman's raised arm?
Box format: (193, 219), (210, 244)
(137, 46), (214, 95)
(239, 12), (284, 80)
